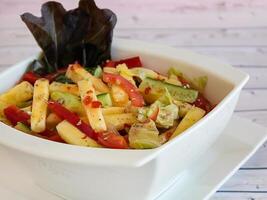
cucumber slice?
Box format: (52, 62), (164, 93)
(139, 77), (198, 103)
(97, 93), (112, 107)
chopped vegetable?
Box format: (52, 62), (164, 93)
(97, 93), (112, 107)
(31, 79), (49, 132)
(49, 82), (79, 96)
(103, 73), (145, 107)
(139, 77), (198, 103)
(98, 131), (128, 149)
(110, 85), (129, 107)
(129, 120), (161, 149)
(191, 76), (208, 93)
(66, 63), (109, 93)
(102, 107), (126, 115)
(93, 66), (103, 78)
(116, 64), (136, 85)
(104, 113), (137, 131)
(0, 81), (33, 115)
(104, 56), (142, 68)
(50, 91), (85, 116)
(170, 106), (206, 139)
(46, 113), (62, 129)
(56, 120), (100, 147)
(15, 122), (32, 134)
(4, 105), (30, 126)
(21, 72), (40, 84)
(48, 101), (97, 140)
(78, 79), (107, 132)
(193, 93), (213, 113)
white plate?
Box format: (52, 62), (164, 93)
(0, 115), (266, 200)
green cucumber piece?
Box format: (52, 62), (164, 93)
(139, 77), (198, 103)
(15, 122), (32, 134)
(97, 93), (112, 107)
(93, 66), (103, 78)
(50, 91), (84, 115)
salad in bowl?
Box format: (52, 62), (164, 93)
(0, 56), (212, 149)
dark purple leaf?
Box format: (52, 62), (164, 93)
(21, 0), (117, 74)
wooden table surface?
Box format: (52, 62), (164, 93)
(0, 0), (267, 199)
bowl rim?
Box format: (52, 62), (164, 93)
(0, 39), (249, 168)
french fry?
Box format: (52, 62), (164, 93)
(31, 79), (49, 133)
(170, 106), (205, 139)
(78, 79), (107, 132)
(102, 107), (126, 115)
(49, 82), (79, 96)
(0, 81), (33, 115)
(66, 63), (109, 93)
(56, 120), (101, 147)
(104, 113), (137, 130)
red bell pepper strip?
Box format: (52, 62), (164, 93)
(3, 105), (30, 126)
(47, 101), (98, 140)
(47, 133), (65, 143)
(102, 73), (145, 107)
(104, 56), (142, 68)
(104, 60), (116, 68)
(21, 72), (40, 85)
(98, 131), (129, 149)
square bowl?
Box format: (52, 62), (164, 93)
(0, 39), (248, 200)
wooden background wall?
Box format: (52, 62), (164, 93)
(0, 0), (267, 199)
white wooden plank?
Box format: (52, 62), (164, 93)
(211, 192), (267, 200)
(2, 28), (267, 47)
(236, 90), (267, 111)
(0, 1), (267, 29)
(238, 67), (267, 89)
(236, 111), (267, 129)
(218, 170), (267, 191)
(242, 141), (267, 168)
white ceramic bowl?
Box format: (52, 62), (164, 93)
(0, 39), (248, 200)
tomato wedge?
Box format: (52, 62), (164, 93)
(104, 56), (142, 68)
(193, 94), (212, 113)
(98, 131), (128, 149)
(48, 101), (98, 140)
(4, 105), (30, 126)
(21, 72), (40, 85)
(102, 73), (145, 107)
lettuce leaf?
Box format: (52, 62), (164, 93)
(21, 0), (117, 75)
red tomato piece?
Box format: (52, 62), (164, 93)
(48, 101), (98, 140)
(98, 131), (129, 149)
(4, 105), (30, 126)
(91, 101), (102, 108)
(148, 107), (159, 121)
(178, 76), (191, 87)
(193, 94), (213, 113)
(102, 73), (145, 107)
(21, 72), (40, 85)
